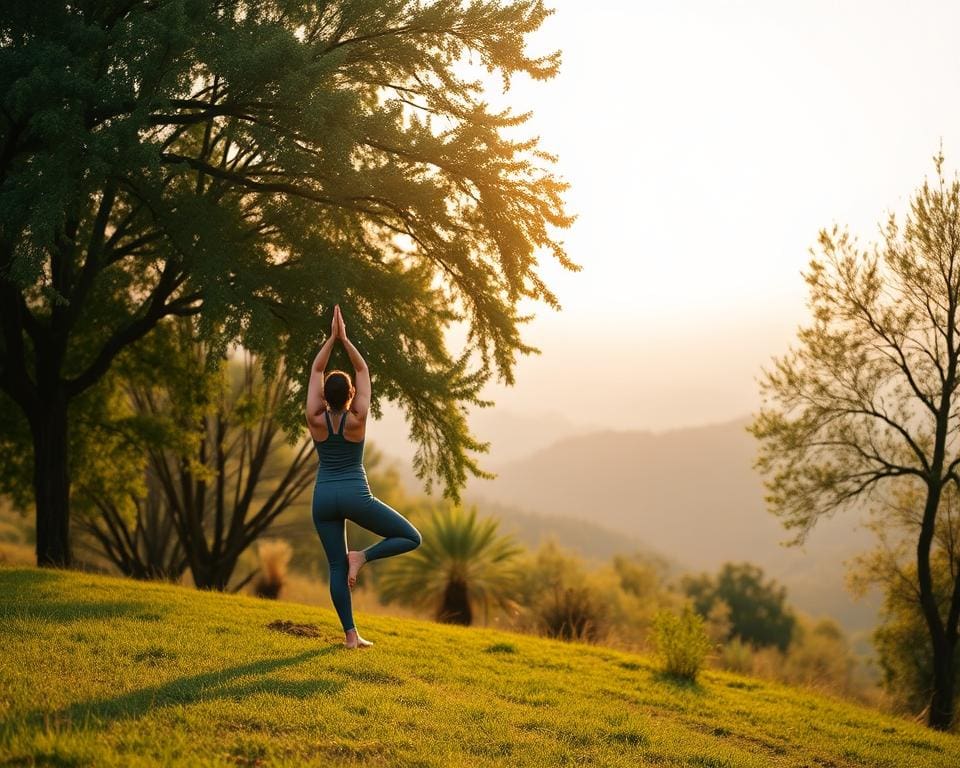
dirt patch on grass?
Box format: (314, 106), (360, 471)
(266, 619), (324, 638)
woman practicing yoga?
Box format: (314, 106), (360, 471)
(305, 305), (422, 649)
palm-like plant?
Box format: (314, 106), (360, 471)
(376, 505), (522, 625)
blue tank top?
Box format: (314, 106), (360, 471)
(314, 411), (367, 483)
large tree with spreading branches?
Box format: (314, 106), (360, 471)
(0, 0), (575, 566)
(749, 154), (960, 730)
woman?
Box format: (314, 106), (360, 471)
(305, 305), (422, 649)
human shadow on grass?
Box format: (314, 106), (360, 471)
(0, 568), (159, 624)
(5, 598), (158, 624)
(0, 568), (62, 588)
(32, 647), (343, 731)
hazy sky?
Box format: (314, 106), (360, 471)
(381, 1), (960, 437)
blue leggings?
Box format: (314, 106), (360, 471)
(312, 479), (422, 632)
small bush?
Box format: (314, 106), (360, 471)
(719, 635), (754, 674)
(539, 584), (607, 642)
(253, 539), (292, 599)
(514, 541), (611, 643)
(653, 605), (712, 681)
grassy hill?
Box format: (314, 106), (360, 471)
(1, 567), (957, 767)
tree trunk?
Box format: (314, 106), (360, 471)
(438, 578), (472, 625)
(30, 393), (71, 567)
(929, 636), (956, 730)
(916, 474), (953, 731)
(191, 554), (238, 591)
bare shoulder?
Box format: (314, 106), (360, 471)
(344, 407), (367, 441)
(306, 411), (329, 442)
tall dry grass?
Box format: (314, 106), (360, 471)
(253, 539), (293, 599)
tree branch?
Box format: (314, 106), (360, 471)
(64, 262), (187, 397)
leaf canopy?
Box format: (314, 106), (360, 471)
(0, 0), (576, 498)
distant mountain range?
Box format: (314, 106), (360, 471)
(462, 415), (881, 637)
(470, 498), (684, 572)
(369, 404), (596, 465)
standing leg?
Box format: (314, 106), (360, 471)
(313, 517), (355, 633)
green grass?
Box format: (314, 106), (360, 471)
(0, 567), (957, 767)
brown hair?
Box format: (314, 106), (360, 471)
(323, 370), (354, 411)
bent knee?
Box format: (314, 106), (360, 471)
(408, 526), (423, 548)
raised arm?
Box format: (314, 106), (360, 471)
(335, 306), (371, 419)
(305, 310), (339, 429)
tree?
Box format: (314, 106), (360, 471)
(0, 0), (575, 566)
(66, 319), (199, 579)
(749, 153), (960, 729)
(77, 463), (189, 581)
(681, 562), (795, 652)
(847, 479), (960, 720)
(870, 574), (960, 723)
(122, 322), (317, 590)
(376, 504), (521, 624)
(0, 354), (152, 572)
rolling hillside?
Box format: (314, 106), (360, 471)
(2, 566), (957, 767)
(472, 499), (680, 567)
(467, 416), (882, 634)
(370, 404), (595, 465)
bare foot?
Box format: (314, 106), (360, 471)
(347, 550), (367, 589)
(344, 629), (374, 649)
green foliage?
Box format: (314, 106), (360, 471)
(653, 605), (712, 682)
(682, 562), (796, 652)
(0, 0), (576, 515)
(376, 504), (521, 624)
(780, 617), (857, 694)
(748, 152), (960, 541)
(748, 151), (960, 729)
(0, 499), (33, 565)
(502, 543), (678, 646)
(5, 566), (959, 766)
(718, 636), (753, 675)
(857, 542), (960, 718)
(0, 395), (33, 512)
(514, 540), (609, 642)
(117, 319), (317, 590)
(0, 372), (147, 532)
(872, 588), (960, 719)
(715, 615), (866, 702)
(846, 478), (960, 720)
(614, 552), (672, 601)
(536, 582), (602, 643)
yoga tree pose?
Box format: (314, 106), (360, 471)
(306, 305), (422, 649)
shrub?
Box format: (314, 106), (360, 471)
(253, 539), (292, 599)
(653, 605), (712, 681)
(718, 635), (754, 674)
(514, 541), (610, 642)
(376, 504), (521, 625)
(539, 583), (607, 642)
